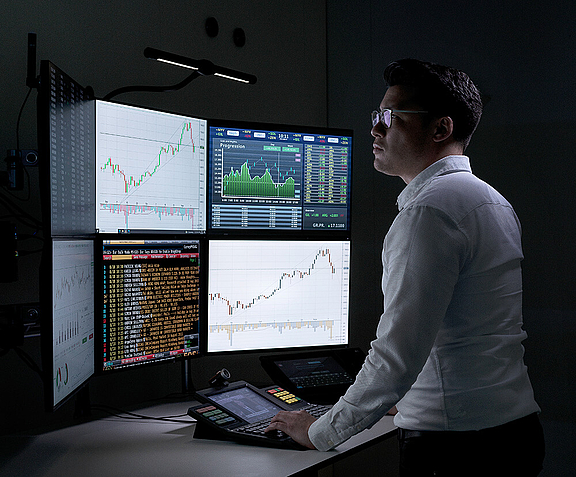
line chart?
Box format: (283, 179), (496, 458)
(207, 240), (350, 352)
(95, 101), (207, 233)
(213, 138), (302, 201)
(222, 158), (298, 199)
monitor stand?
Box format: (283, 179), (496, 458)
(73, 384), (92, 419)
(181, 358), (196, 394)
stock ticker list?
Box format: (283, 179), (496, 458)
(102, 241), (200, 369)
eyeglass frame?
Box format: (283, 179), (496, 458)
(371, 108), (429, 128)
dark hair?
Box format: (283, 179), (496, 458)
(383, 59), (483, 149)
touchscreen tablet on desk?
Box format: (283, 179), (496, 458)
(259, 348), (365, 404)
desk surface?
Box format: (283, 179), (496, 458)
(0, 400), (397, 477)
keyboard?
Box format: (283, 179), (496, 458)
(292, 372), (353, 388)
(233, 402), (330, 435)
(189, 381), (332, 449)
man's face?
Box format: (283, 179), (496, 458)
(371, 85), (434, 183)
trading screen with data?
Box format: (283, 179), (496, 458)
(207, 239), (350, 353)
(208, 123), (352, 233)
(41, 61), (96, 236)
(49, 239), (95, 409)
(99, 238), (201, 370)
(95, 101), (207, 234)
(39, 60), (355, 412)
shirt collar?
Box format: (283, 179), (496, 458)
(397, 155), (472, 211)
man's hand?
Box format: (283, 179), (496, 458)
(265, 410), (318, 450)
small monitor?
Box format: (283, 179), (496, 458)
(43, 239), (95, 410)
(207, 239), (350, 353)
(97, 237), (202, 371)
(207, 121), (352, 234)
(95, 101), (207, 234)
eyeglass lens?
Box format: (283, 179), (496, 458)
(372, 109), (392, 128)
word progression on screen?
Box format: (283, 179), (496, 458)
(101, 239), (200, 370)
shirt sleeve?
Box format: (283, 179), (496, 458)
(309, 204), (467, 451)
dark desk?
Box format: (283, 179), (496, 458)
(0, 400), (397, 477)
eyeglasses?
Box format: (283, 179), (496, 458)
(371, 109), (429, 128)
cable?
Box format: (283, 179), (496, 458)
(0, 192), (42, 228)
(90, 404), (192, 424)
(103, 71), (201, 101)
(13, 347), (43, 377)
(14, 231), (43, 242)
(149, 391), (198, 402)
(16, 87), (33, 152)
(18, 249), (44, 257)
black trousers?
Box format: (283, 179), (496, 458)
(397, 413), (545, 477)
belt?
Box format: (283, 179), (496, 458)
(397, 413), (539, 440)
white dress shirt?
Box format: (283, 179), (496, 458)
(309, 155), (540, 451)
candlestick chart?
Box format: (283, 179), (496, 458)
(95, 101), (207, 232)
(207, 240), (350, 352)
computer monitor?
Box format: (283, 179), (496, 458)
(97, 237), (202, 371)
(37, 61), (208, 236)
(42, 238), (95, 410)
(207, 239), (350, 353)
(95, 101), (207, 234)
(207, 120), (352, 234)
(38, 61), (96, 236)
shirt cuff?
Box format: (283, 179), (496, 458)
(308, 412), (340, 451)
(308, 405), (368, 451)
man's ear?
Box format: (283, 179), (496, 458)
(432, 116), (454, 143)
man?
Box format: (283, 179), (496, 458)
(266, 59), (545, 476)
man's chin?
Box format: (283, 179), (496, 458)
(373, 160), (399, 178)
(373, 157), (388, 173)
